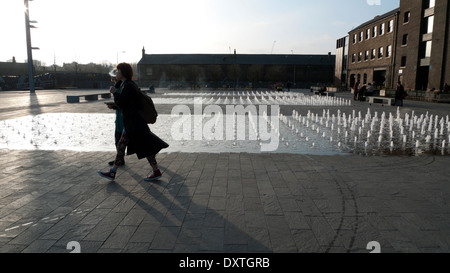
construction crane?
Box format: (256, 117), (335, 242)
(271, 41), (276, 54)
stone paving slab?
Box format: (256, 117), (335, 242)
(0, 89), (449, 253)
(0, 149), (449, 253)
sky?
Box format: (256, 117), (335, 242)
(0, 0), (400, 67)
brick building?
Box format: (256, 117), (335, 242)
(395, 0), (450, 91)
(340, 0), (450, 92)
(347, 8), (400, 90)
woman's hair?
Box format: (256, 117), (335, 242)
(117, 63), (133, 80)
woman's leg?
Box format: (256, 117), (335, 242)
(147, 155), (158, 171)
(110, 131), (125, 166)
(144, 155), (162, 181)
(98, 132), (128, 181)
(113, 132), (128, 170)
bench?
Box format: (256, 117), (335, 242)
(433, 94), (450, 103)
(368, 96), (394, 105)
(67, 93), (111, 103)
(314, 91), (335, 97)
(311, 86), (326, 92)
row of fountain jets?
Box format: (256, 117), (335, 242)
(279, 107), (450, 155)
(160, 91), (352, 106)
(0, 107), (448, 155)
(186, 105), (449, 155)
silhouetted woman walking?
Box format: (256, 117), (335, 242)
(98, 63), (169, 181)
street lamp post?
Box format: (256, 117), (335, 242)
(24, 0), (36, 93)
(234, 49), (237, 91)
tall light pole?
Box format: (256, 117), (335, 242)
(234, 49), (237, 91)
(292, 50), (296, 88)
(24, 0), (36, 93)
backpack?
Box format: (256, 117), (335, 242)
(137, 88), (158, 124)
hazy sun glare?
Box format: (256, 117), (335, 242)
(1, 0), (212, 65)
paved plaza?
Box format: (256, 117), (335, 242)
(0, 88), (449, 253)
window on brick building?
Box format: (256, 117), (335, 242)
(386, 45), (392, 57)
(380, 23), (385, 35)
(402, 34), (408, 46)
(404, 11), (410, 23)
(401, 56), (407, 67)
(378, 47), (383, 58)
(388, 20), (394, 33)
(424, 41), (432, 58)
(426, 16), (434, 34)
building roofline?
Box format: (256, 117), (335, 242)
(138, 53), (335, 66)
(349, 8), (400, 33)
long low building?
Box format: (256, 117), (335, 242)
(137, 49), (335, 89)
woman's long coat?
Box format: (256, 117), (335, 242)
(113, 80), (169, 159)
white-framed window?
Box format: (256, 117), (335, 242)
(426, 16), (434, 33)
(378, 47), (384, 58)
(379, 23), (385, 35)
(425, 41), (432, 58)
(388, 20), (394, 33)
(386, 45), (392, 57)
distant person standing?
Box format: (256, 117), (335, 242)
(358, 84), (367, 101)
(394, 81), (405, 106)
(367, 83), (374, 96)
(98, 63), (169, 182)
(353, 81), (360, 101)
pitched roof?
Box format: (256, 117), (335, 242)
(350, 8), (400, 32)
(138, 54), (335, 66)
(0, 62), (28, 76)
